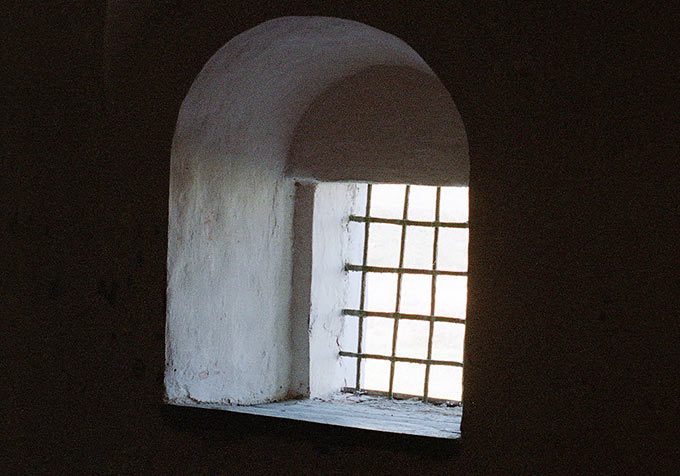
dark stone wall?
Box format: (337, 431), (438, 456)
(4, 1), (677, 474)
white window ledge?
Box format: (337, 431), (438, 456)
(170, 393), (461, 439)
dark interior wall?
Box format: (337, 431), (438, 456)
(4, 1), (678, 474)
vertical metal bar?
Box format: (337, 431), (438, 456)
(388, 185), (410, 398)
(355, 184), (372, 390)
(423, 187), (442, 402)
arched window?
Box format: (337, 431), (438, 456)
(165, 16), (468, 437)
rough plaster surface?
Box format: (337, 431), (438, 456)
(308, 183), (364, 397)
(289, 182), (364, 398)
(166, 16), (469, 405)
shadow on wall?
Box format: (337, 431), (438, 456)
(287, 64), (468, 186)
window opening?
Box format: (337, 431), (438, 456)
(340, 184), (468, 403)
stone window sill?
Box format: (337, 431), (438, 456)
(171, 392), (461, 439)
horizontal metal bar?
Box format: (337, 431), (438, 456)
(349, 215), (468, 228)
(345, 264), (467, 276)
(339, 351), (463, 367)
(343, 309), (465, 325)
(341, 387), (461, 406)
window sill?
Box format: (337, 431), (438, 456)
(171, 393), (461, 439)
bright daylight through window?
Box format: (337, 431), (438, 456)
(340, 184), (469, 403)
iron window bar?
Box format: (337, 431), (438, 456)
(349, 215), (468, 229)
(353, 184), (373, 390)
(345, 264), (467, 277)
(387, 184), (411, 398)
(342, 309), (465, 325)
(338, 351), (464, 368)
(423, 186), (442, 402)
(341, 183), (468, 404)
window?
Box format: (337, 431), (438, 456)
(340, 184), (469, 403)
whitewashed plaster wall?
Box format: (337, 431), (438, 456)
(166, 16), (469, 406)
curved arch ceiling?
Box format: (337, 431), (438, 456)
(173, 16), (468, 185)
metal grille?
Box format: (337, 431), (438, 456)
(340, 184), (468, 403)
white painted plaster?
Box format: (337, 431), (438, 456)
(308, 183), (364, 397)
(166, 16), (469, 406)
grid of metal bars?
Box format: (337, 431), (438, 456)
(339, 184), (468, 403)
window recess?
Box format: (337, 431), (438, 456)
(165, 16), (470, 438)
